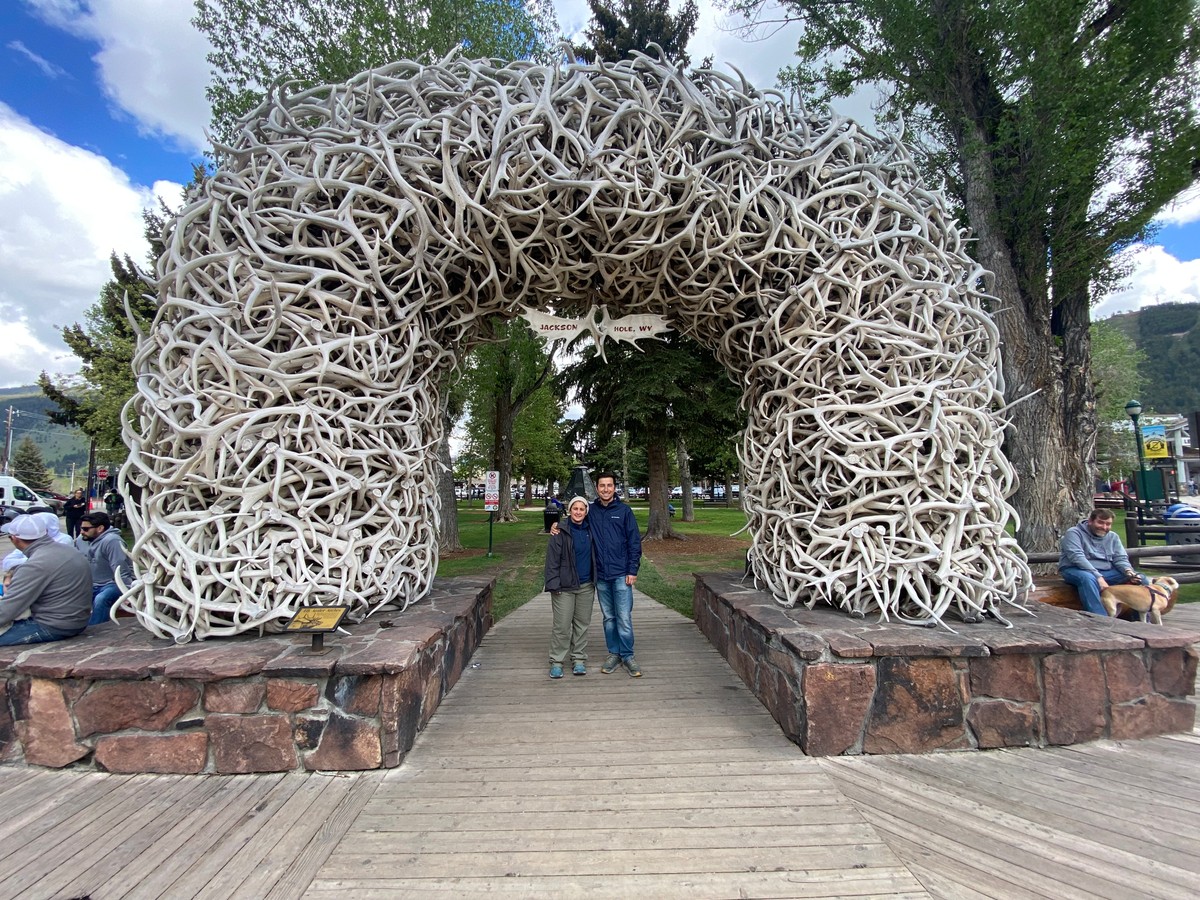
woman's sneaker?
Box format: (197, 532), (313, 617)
(623, 657), (642, 677)
(601, 654), (621, 674)
(549, 664), (563, 679)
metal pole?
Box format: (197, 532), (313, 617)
(486, 511), (494, 558)
(1132, 412), (1149, 523)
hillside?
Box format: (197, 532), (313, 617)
(0, 385), (91, 482)
(1103, 301), (1200, 415)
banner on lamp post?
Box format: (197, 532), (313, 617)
(1141, 425), (1168, 459)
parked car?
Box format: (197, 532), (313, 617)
(35, 490), (66, 514)
(0, 503), (20, 525)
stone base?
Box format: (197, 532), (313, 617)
(694, 573), (1199, 756)
(0, 576), (493, 773)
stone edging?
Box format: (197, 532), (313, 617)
(0, 576), (493, 773)
(694, 573), (1199, 755)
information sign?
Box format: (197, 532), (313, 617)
(484, 470), (500, 511)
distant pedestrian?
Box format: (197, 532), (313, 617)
(63, 489), (87, 539)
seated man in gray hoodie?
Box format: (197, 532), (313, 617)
(77, 511), (135, 626)
(1058, 508), (1146, 615)
(0, 515), (91, 645)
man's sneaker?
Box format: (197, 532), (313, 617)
(601, 654), (621, 674)
(572, 662), (587, 676)
(623, 657), (642, 677)
(549, 664), (563, 679)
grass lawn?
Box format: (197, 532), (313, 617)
(436, 501), (750, 620)
(435, 502), (1199, 622)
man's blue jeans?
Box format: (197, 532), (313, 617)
(88, 583), (122, 626)
(1060, 567), (1146, 615)
(0, 620), (84, 646)
(596, 578), (635, 659)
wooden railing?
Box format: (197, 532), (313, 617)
(1026, 542), (1200, 584)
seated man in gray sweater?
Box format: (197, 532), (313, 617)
(0, 515), (92, 645)
(1058, 508), (1147, 616)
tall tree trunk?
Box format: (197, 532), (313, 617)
(491, 392), (517, 523)
(723, 471), (733, 509)
(677, 438), (694, 522)
(644, 428), (679, 540)
(436, 397), (462, 552)
(958, 119), (1078, 553)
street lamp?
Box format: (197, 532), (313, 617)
(1126, 399), (1148, 525)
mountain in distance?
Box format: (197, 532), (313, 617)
(1104, 301), (1200, 416)
(0, 385), (91, 483)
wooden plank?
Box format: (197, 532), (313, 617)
(195, 773), (374, 900)
(877, 754), (1200, 871)
(355, 802), (863, 832)
(356, 787), (852, 816)
(0, 770), (134, 849)
(317, 843), (905, 880)
(259, 773), (384, 900)
(347, 821), (882, 854)
(137, 773), (314, 900)
(108, 774), (290, 900)
(824, 758), (1200, 899)
(303, 869), (929, 899)
(0, 773), (190, 900)
(18, 773), (224, 900)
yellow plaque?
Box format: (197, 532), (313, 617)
(285, 607), (350, 632)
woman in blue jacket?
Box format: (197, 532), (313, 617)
(542, 496), (595, 678)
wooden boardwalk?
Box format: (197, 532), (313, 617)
(0, 596), (1196, 898)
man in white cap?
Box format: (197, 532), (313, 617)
(0, 515), (92, 645)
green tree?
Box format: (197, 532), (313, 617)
(458, 320), (558, 522)
(38, 249), (160, 461)
(511, 388), (572, 504)
(574, 0), (699, 66)
(725, 0), (1200, 551)
(10, 437), (52, 492)
(564, 335), (741, 539)
(195, 0), (561, 145)
(1090, 318), (1146, 485)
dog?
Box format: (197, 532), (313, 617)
(1100, 576), (1179, 625)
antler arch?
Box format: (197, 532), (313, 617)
(122, 52), (1029, 641)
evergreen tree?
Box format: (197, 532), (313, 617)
(724, 0), (1200, 550)
(10, 437), (52, 492)
(574, 0), (699, 66)
(563, 334), (741, 539)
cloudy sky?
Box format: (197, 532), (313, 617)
(1, 0), (1198, 390)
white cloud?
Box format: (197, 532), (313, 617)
(1096, 244), (1200, 320)
(28, 0), (212, 153)
(0, 103), (182, 388)
(1156, 184), (1200, 228)
(7, 39), (68, 78)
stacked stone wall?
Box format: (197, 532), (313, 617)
(0, 577), (492, 773)
(695, 574), (1198, 756)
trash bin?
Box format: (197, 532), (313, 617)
(1164, 503), (1200, 564)
(543, 509), (560, 533)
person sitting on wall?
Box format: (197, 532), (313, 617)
(0, 515), (91, 646)
(1058, 508), (1147, 616)
(76, 511), (134, 626)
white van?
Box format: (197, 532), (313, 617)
(0, 475), (43, 512)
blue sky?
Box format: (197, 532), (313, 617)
(2, 0), (1198, 390)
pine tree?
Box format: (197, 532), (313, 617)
(10, 437), (52, 493)
(574, 0), (699, 66)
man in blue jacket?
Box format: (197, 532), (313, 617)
(591, 472), (643, 676)
(1058, 508), (1146, 615)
